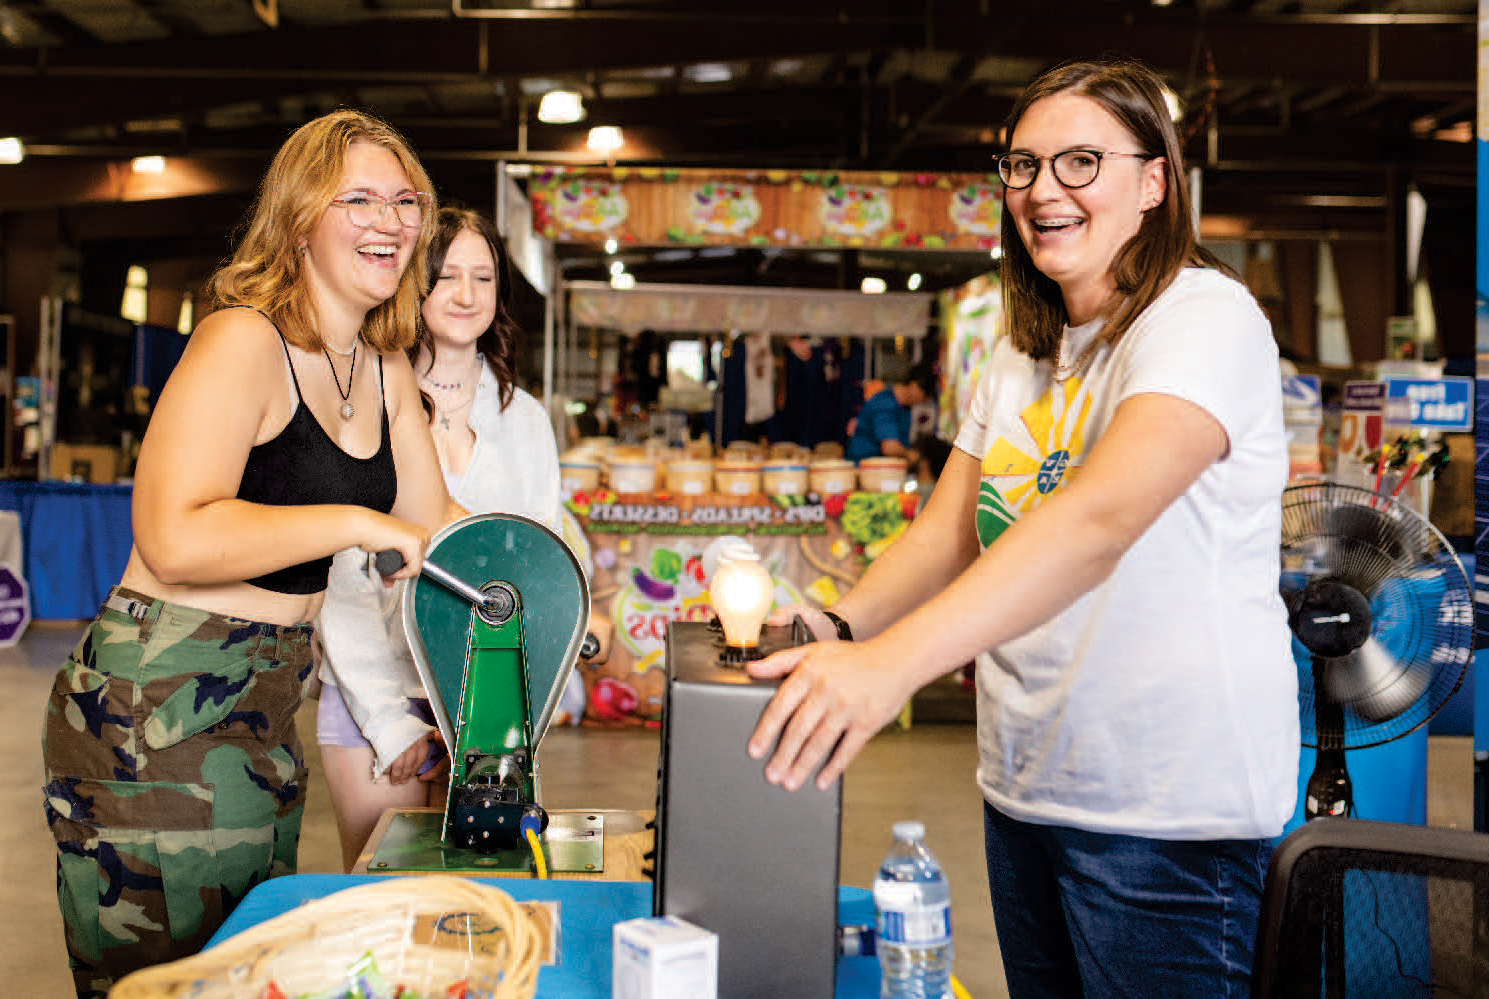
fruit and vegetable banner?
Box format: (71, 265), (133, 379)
(528, 166), (1002, 252)
(566, 488), (917, 725)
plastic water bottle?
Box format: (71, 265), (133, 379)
(873, 820), (953, 999)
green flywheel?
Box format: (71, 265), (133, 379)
(401, 513), (590, 755)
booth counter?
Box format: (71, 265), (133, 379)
(209, 875), (883, 999)
(566, 487), (916, 725)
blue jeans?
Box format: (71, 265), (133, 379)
(983, 800), (1271, 998)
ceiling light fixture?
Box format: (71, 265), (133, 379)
(0, 137), (23, 165)
(537, 90), (585, 125)
(587, 125), (625, 156)
(131, 155), (166, 174)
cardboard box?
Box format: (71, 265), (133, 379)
(49, 443), (120, 484)
(613, 916), (717, 999)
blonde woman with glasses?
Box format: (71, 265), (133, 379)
(41, 110), (450, 998)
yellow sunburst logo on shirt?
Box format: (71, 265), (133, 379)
(976, 377), (1092, 547)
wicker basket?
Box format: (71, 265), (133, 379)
(109, 876), (543, 999)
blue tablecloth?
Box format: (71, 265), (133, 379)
(211, 874), (880, 998)
(0, 481), (133, 620)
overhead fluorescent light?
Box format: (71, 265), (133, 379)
(684, 63), (733, 84)
(0, 137), (23, 164)
(131, 155), (166, 174)
(537, 90), (585, 125)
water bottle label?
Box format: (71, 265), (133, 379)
(878, 902), (952, 947)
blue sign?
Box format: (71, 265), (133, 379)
(1282, 374), (1321, 423)
(1385, 377), (1473, 431)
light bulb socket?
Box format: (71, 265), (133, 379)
(720, 642), (764, 666)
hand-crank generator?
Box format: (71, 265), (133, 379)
(367, 513), (599, 874)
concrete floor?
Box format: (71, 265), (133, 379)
(3, 620), (1477, 999)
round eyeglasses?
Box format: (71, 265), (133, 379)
(996, 149), (1156, 191)
(330, 192), (432, 229)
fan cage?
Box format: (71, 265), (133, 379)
(1279, 481), (1472, 751)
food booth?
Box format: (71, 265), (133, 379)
(553, 278), (938, 725)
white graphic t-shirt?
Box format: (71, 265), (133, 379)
(953, 267), (1299, 840)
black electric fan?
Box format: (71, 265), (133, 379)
(1279, 481), (1472, 821)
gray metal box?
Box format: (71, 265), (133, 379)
(655, 620), (842, 999)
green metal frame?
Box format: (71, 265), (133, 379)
(398, 512), (593, 865)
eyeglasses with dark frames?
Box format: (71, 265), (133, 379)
(996, 149), (1157, 191)
(330, 191), (433, 229)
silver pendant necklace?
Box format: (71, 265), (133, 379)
(433, 391), (475, 431)
(324, 343), (357, 420)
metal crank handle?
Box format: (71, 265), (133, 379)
(378, 549), (601, 654)
(374, 548), (497, 611)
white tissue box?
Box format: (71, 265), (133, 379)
(613, 915), (718, 999)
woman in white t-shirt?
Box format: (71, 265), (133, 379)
(314, 208), (609, 872)
(747, 56), (1296, 995)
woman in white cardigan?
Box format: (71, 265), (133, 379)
(314, 207), (595, 872)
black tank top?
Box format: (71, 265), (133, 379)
(237, 331), (398, 594)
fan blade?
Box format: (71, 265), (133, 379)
(1282, 486), (1431, 595)
(1319, 636), (1431, 724)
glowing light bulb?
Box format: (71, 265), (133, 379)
(709, 549), (774, 663)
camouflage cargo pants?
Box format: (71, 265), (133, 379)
(41, 586), (315, 999)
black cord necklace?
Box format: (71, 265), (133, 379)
(324, 343), (357, 420)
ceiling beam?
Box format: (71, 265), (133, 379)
(2, 0), (98, 46)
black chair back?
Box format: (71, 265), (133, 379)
(1253, 817), (1489, 998)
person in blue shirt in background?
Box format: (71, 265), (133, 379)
(845, 362), (937, 462)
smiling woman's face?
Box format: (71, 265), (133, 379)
(1004, 92), (1166, 326)
(302, 139), (420, 321)
(422, 227), (498, 350)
